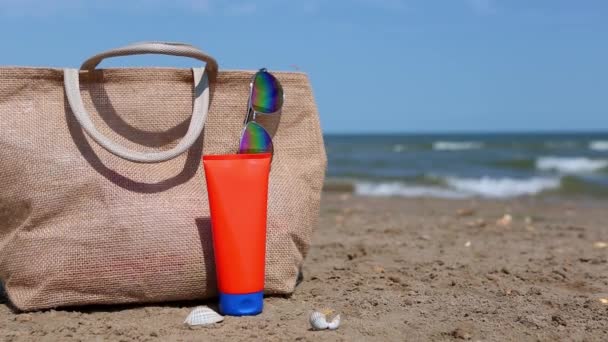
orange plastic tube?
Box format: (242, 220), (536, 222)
(202, 153), (271, 315)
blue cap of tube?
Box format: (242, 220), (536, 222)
(218, 291), (264, 316)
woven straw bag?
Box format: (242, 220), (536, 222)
(0, 42), (326, 311)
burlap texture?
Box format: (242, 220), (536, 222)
(0, 67), (326, 311)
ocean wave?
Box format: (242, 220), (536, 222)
(446, 176), (560, 198)
(433, 141), (483, 151)
(355, 182), (469, 199)
(544, 141), (578, 149)
(589, 141), (608, 151)
(536, 157), (608, 173)
(354, 176), (560, 199)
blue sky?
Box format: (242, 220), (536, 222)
(0, 0), (606, 133)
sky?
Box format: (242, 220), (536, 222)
(0, 0), (606, 134)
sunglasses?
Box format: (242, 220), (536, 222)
(238, 68), (284, 154)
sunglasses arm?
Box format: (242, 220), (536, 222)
(243, 73), (257, 124)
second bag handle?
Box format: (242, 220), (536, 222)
(64, 41), (218, 163)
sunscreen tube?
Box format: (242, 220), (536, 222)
(202, 153), (271, 316)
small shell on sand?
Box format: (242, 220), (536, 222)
(184, 306), (224, 326)
(496, 214), (513, 227)
(599, 298), (608, 304)
(327, 315), (341, 330)
(310, 311), (341, 330)
(593, 241), (607, 249)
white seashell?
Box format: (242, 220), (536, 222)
(496, 214), (512, 227)
(310, 311), (329, 330)
(184, 306), (224, 326)
(327, 314), (341, 330)
(309, 311), (341, 330)
(593, 241), (608, 249)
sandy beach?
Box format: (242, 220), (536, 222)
(1, 193), (607, 341)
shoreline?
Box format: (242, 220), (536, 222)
(323, 177), (608, 203)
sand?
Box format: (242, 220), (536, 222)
(1, 193), (608, 341)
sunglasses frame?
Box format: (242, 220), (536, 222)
(239, 68), (284, 154)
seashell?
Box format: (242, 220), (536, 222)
(310, 310), (341, 331)
(184, 306), (224, 326)
(496, 214), (512, 227)
(593, 241), (608, 249)
(327, 314), (341, 330)
(310, 311), (329, 330)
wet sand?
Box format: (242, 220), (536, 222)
(1, 194), (607, 341)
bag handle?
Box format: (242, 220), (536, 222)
(79, 41), (218, 75)
(64, 42), (217, 163)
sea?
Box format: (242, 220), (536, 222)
(324, 132), (608, 199)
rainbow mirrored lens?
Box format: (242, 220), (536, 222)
(239, 121), (274, 154)
(251, 69), (283, 113)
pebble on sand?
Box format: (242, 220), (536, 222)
(451, 326), (473, 340)
(466, 219), (486, 228)
(373, 265), (385, 273)
(456, 208), (475, 217)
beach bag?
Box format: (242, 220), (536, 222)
(0, 42), (326, 311)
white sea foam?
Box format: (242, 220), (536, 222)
(355, 176), (560, 199)
(446, 176), (560, 198)
(392, 144), (406, 152)
(355, 182), (469, 199)
(433, 141), (483, 151)
(536, 157), (608, 173)
(589, 141), (608, 151)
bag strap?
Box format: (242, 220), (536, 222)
(64, 42), (217, 163)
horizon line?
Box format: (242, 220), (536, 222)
(323, 129), (608, 136)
